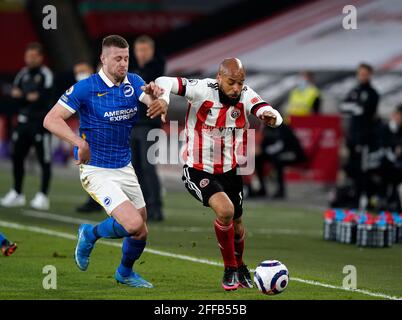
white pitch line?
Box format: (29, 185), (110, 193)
(0, 219), (400, 300)
(290, 277), (402, 300)
(22, 210), (321, 236)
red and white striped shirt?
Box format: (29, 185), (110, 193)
(159, 77), (277, 174)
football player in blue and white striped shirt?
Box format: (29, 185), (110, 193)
(44, 35), (167, 288)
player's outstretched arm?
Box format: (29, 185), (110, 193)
(154, 76), (180, 99)
(246, 86), (283, 128)
(43, 103), (90, 164)
(141, 77), (180, 123)
(140, 81), (168, 123)
(258, 108), (283, 128)
(145, 76), (197, 122)
(141, 81), (165, 99)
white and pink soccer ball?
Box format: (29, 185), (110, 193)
(254, 260), (289, 295)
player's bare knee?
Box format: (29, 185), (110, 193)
(138, 207), (147, 222)
(134, 224), (148, 240)
(142, 224), (148, 239)
(130, 222), (148, 240)
(123, 216), (144, 235)
(209, 193), (235, 224)
(216, 204), (235, 224)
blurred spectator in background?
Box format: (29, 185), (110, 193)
(73, 62), (93, 82)
(246, 70), (315, 199)
(129, 35), (166, 221)
(286, 71), (321, 117)
(337, 63), (379, 209)
(0, 43), (53, 210)
(249, 124), (307, 199)
(388, 104), (402, 166)
(337, 105), (402, 212)
(382, 104), (402, 211)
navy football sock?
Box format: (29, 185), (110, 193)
(85, 217), (131, 242)
(117, 237), (146, 277)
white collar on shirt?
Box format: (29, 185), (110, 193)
(98, 68), (130, 87)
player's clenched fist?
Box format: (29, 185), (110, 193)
(147, 98), (168, 123)
(76, 139), (91, 165)
(259, 111), (277, 127)
(141, 81), (164, 99)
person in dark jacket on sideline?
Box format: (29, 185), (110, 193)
(0, 43), (53, 211)
(339, 63), (380, 208)
(129, 35), (166, 221)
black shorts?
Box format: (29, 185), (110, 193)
(182, 165), (244, 219)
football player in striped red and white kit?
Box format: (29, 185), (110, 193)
(146, 58), (282, 291)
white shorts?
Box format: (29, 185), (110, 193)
(79, 163), (146, 215)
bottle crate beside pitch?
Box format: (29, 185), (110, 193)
(323, 210), (402, 247)
(323, 209), (357, 244)
(356, 212), (394, 248)
(338, 210), (357, 244)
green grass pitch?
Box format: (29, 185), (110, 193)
(0, 170), (401, 300)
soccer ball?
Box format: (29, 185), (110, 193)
(254, 260), (289, 295)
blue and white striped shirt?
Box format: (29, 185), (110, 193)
(58, 68), (145, 168)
